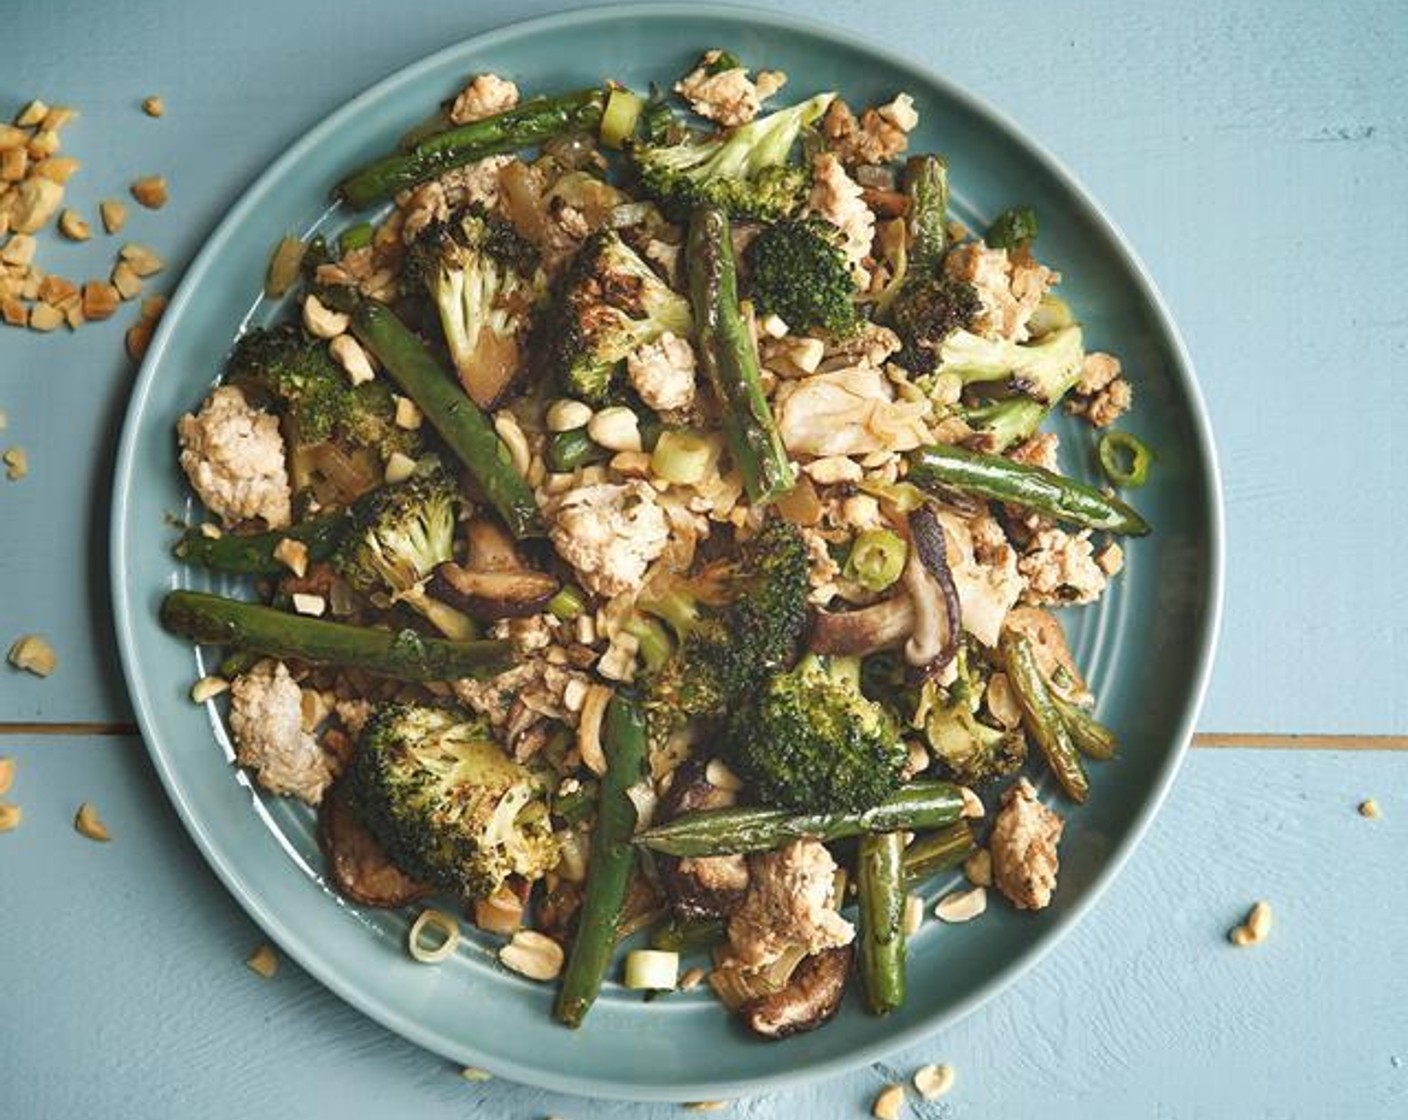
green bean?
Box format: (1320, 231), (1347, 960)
(687, 206), (795, 504)
(903, 155), (949, 272)
(857, 831), (907, 1015)
(1001, 630), (1089, 802)
(633, 782), (964, 858)
(349, 300), (542, 538)
(900, 821), (978, 889)
(173, 511), (347, 575)
(908, 443), (1150, 536)
(336, 88), (607, 209)
(160, 590), (511, 682)
(1054, 693), (1119, 761)
(650, 918), (725, 954)
(555, 693), (648, 1028)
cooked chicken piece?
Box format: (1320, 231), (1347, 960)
(449, 73), (520, 124)
(990, 777), (1064, 910)
(727, 840), (855, 969)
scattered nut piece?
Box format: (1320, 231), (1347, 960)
(1, 232), (37, 266)
(903, 892), (925, 936)
(34, 156), (80, 184)
(0, 124), (26, 150)
(5, 448), (31, 482)
(130, 174), (168, 209)
(679, 966), (707, 991)
(0, 803), (21, 832)
(393, 395), (423, 430)
(704, 758), (743, 792)
(498, 929), (565, 981)
(0, 756), (14, 796)
(64, 303), (84, 330)
(42, 106), (77, 132)
(330, 333), (375, 385)
(16, 100), (49, 128)
(683, 1102), (730, 1113)
(142, 96), (166, 118)
(912, 1063), (955, 1100)
(272, 537), (310, 578)
(125, 321), (153, 361)
(935, 886), (987, 924)
(291, 592), (326, 617)
(74, 801), (111, 842)
(383, 450), (417, 484)
(246, 943), (279, 978)
(119, 242), (164, 277)
(28, 129), (60, 158)
(81, 281), (119, 321)
(28, 303), (63, 332)
(11, 177), (63, 232)
(3, 300), (29, 327)
(99, 198), (128, 234)
(964, 848), (993, 887)
(141, 293), (168, 320)
(1359, 798), (1381, 819)
(872, 1082), (905, 1120)
(1229, 900), (1273, 947)
(1, 147), (27, 181)
(190, 675), (230, 703)
(111, 261), (143, 300)
(546, 397), (592, 433)
(37, 275), (77, 306)
(959, 786), (984, 819)
(302, 292), (348, 339)
(459, 1067), (492, 1082)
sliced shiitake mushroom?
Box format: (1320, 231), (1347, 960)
(464, 516), (526, 573)
(809, 595), (914, 657)
(655, 762), (750, 921)
(741, 945), (853, 1039)
(432, 562), (560, 619)
(317, 781), (431, 908)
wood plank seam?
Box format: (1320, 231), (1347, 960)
(0, 723), (1405, 750)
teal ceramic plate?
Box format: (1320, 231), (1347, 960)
(111, 3), (1222, 1101)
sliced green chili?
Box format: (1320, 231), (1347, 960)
(1097, 430), (1152, 488)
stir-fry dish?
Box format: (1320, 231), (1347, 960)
(162, 51), (1151, 1037)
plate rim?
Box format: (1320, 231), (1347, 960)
(110, 0), (1225, 1101)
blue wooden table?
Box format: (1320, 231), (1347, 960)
(3, 1), (1405, 1116)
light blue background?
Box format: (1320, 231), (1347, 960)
(2, 1), (1405, 1116)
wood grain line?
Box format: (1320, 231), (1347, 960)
(1, 724), (1406, 750)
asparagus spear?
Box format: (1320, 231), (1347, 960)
(633, 781), (964, 858)
(349, 300), (543, 538)
(857, 831), (907, 1016)
(173, 511), (348, 575)
(908, 442), (1150, 535)
(556, 692), (647, 1028)
(160, 590), (510, 682)
(900, 821), (978, 889)
(687, 206), (795, 504)
(1000, 630), (1090, 802)
(335, 88), (608, 209)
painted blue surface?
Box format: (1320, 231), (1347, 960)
(2, 0), (1406, 1116)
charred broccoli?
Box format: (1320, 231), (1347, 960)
(744, 218), (860, 336)
(351, 703), (560, 899)
(637, 517), (809, 743)
(729, 654), (908, 813)
(332, 464), (476, 639)
(889, 274), (983, 374)
(547, 229), (694, 403)
(403, 204), (545, 410)
(630, 92), (834, 221)
(918, 649), (1026, 789)
(226, 323), (418, 461)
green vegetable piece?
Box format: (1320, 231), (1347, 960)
(556, 692), (648, 1028)
(650, 428), (715, 486)
(338, 221), (374, 254)
(1001, 630), (1089, 802)
(908, 443), (1150, 536)
(160, 590), (510, 682)
(1097, 430), (1152, 488)
(1053, 693), (1118, 761)
(633, 780), (964, 858)
(547, 426), (607, 473)
(985, 206), (1039, 251)
(900, 822), (978, 890)
(174, 511), (347, 576)
(845, 529), (908, 592)
(546, 583), (589, 621)
(350, 703), (560, 899)
(858, 831), (907, 1016)
(349, 299), (542, 538)
(650, 917), (725, 954)
(335, 88), (608, 209)
(903, 155), (950, 273)
(688, 206), (795, 504)
(599, 87), (645, 149)
(744, 218), (860, 337)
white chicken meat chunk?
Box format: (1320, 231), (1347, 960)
(228, 660), (331, 805)
(805, 153), (875, 283)
(1019, 527), (1111, 606)
(946, 241), (1058, 343)
(177, 385), (292, 529)
(448, 73), (520, 124)
(674, 52), (786, 127)
(626, 331), (697, 412)
(547, 480), (669, 596)
(990, 777), (1064, 910)
(727, 840), (855, 969)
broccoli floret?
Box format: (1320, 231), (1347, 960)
(744, 218), (860, 336)
(889, 275), (983, 375)
(728, 654), (908, 812)
(636, 518), (809, 743)
(332, 464), (476, 638)
(630, 92), (834, 221)
(547, 229), (694, 403)
(936, 323), (1085, 402)
(333, 464), (457, 595)
(351, 703), (560, 899)
(959, 396), (1049, 454)
(227, 323), (419, 461)
(403, 205), (545, 409)
(917, 654), (1027, 789)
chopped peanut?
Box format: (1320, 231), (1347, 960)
(190, 675), (230, 703)
(99, 198), (127, 234)
(0, 147), (26, 181)
(34, 156), (80, 184)
(1359, 798), (1381, 819)
(118, 242), (164, 277)
(272, 537), (310, 578)
(11, 177), (64, 233)
(0, 803), (21, 832)
(27, 129), (60, 158)
(125, 320), (153, 361)
(8, 633), (56, 675)
(2, 300), (27, 327)
(0, 124), (27, 150)
(41, 106), (77, 132)
(141, 96), (165, 118)
(130, 174), (168, 209)
(0, 756), (13, 796)
(63, 302), (84, 330)
(912, 1064), (956, 1100)
(74, 801), (111, 842)
(15, 101), (48, 128)
(1, 233), (36, 267)
(37, 275), (77, 307)
(111, 261), (143, 300)
(81, 281), (119, 321)
(29, 303), (63, 332)
(246, 943), (279, 978)
(872, 1083), (905, 1120)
